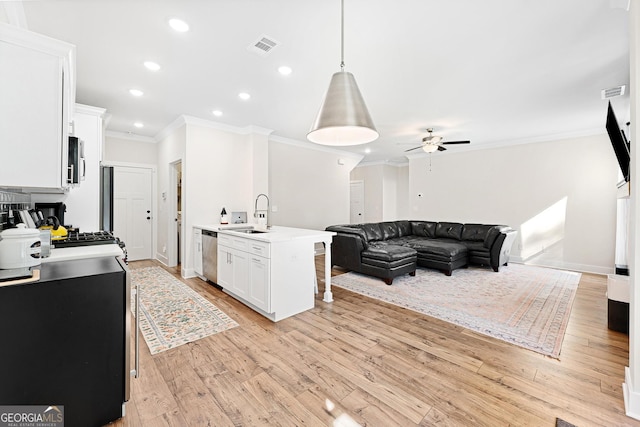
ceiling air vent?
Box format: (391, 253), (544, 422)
(601, 85), (626, 99)
(247, 35), (280, 56)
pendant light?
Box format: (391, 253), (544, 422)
(307, 0), (378, 146)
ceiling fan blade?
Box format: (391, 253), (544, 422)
(404, 145), (425, 152)
(437, 146), (447, 151)
(441, 140), (471, 145)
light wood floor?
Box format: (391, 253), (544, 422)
(108, 258), (638, 427)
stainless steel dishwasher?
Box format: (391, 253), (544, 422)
(202, 230), (218, 284)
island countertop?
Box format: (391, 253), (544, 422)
(193, 224), (335, 244)
(193, 223), (337, 304)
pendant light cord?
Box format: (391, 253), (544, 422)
(340, 0), (345, 71)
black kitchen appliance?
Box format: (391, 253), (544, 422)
(68, 136), (85, 185)
(52, 230), (128, 262)
(0, 256), (134, 427)
(53, 230), (118, 248)
(34, 202), (67, 226)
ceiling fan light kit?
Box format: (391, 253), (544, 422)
(404, 128), (471, 153)
(307, 0), (378, 146)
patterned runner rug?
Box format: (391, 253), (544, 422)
(331, 264), (580, 358)
(131, 266), (238, 355)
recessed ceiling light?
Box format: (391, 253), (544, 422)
(212, 110), (223, 117)
(144, 61), (160, 71)
(238, 92), (251, 100)
(278, 66), (292, 76)
(134, 122), (144, 128)
(168, 18), (189, 32)
(364, 148), (371, 154)
(129, 89), (144, 97)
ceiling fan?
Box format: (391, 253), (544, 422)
(404, 128), (471, 153)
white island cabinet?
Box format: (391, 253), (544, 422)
(198, 225), (335, 322)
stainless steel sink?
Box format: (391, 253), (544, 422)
(239, 229), (266, 234)
(225, 227), (267, 234)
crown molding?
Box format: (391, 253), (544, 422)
(105, 130), (157, 144)
(75, 103), (106, 117)
(269, 134), (365, 162)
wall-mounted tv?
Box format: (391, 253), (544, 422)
(606, 101), (630, 182)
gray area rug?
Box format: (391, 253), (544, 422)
(331, 264), (581, 358)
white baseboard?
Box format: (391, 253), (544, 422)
(509, 257), (614, 275)
(624, 367), (640, 420)
(155, 253), (168, 266)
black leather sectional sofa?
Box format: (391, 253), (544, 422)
(326, 220), (518, 285)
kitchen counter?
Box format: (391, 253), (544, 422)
(193, 224), (337, 303)
(42, 243), (124, 263)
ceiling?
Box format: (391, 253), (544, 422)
(2, 0), (631, 164)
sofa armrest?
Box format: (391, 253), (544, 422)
(329, 233), (365, 271)
(489, 228), (518, 271)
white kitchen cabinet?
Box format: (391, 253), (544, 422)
(0, 23), (75, 191)
(217, 237), (249, 298)
(248, 254), (270, 312)
(62, 104), (106, 229)
(193, 228), (203, 276)
(216, 230), (319, 321)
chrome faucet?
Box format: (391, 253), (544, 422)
(254, 193), (271, 229)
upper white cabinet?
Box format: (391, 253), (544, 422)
(0, 23), (75, 190)
(62, 104), (106, 230)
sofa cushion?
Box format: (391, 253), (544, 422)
(411, 221), (437, 238)
(396, 220), (412, 237)
(380, 222), (400, 240)
(435, 222), (464, 240)
(461, 224), (493, 242)
(362, 244), (417, 262)
(464, 241), (488, 254)
(357, 223), (385, 242)
(409, 239), (467, 260)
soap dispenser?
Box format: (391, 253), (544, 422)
(220, 207), (228, 224)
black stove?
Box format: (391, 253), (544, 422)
(52, 231), (119, 248)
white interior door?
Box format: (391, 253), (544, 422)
(113, 166), (153, 261)
(350, 180), (365, 224)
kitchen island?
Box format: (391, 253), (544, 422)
(194, 224), (335, 322)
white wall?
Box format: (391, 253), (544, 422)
(397, 165), (410, 218)
(351, 164), (384, 222)
(104, 134), (157, 165)
(269, 139), (361, 230)
(351, 163), (409, 222)
(407, 134), (618, 274)
(184, 124), (254, 227)
(156, 123), (186, 265)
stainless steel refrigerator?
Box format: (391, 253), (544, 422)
(100, 165), (114, 231)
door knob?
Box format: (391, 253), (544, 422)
(147, 210), (150, 213)
(146, 217), (151, 220)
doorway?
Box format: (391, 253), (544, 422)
(168, 160), (183, 271)
(350, 180), (364, 224)
(113, 166), (153, 261)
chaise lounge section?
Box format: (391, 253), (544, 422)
(326, 220), (517, 285)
